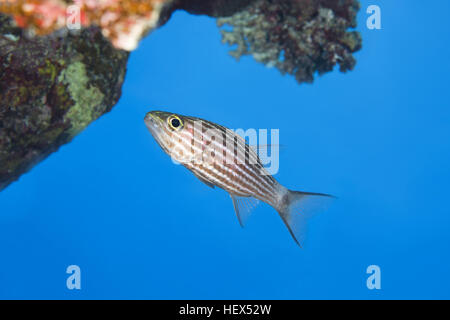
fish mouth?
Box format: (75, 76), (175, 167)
(144, 111), (159, 122)
(144, 112), (163, 136)
(144, 111), (172, 155)
(144, 110), (167, 121)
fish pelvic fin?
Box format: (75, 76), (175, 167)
(230, 194), (260, 228)
(185, 166), (215, 189)
(276, 190), (335, 247)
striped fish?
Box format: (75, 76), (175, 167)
(144, 110), (333, 246)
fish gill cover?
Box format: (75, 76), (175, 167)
(0, 0), (361, 191)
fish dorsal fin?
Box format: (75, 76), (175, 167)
(230, 194), (260, 227)
(249, 144), (285, 154)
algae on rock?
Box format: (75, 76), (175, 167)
(0, 15), (129, 190)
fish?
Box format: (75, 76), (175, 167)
(144, 110), (334, 246)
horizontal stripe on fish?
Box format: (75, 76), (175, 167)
(171, 119), (278, 204)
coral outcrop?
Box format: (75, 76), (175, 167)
(0, 15), (128, 190)
(217, 0), (361, 83)
(0, 0), (171, 51)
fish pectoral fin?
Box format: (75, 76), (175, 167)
(230, 194), (260, 228)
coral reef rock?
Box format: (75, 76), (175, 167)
(217, 0), (362, 83)
(0, 0), (171, 51)
(0, 14), (129, 190)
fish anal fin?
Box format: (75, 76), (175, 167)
(230, 194), (260, 227)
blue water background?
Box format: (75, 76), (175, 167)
(1, 1), (449, 299)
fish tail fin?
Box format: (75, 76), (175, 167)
(276, 189), (335, 247)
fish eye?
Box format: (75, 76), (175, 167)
(167, 115), (183, 131)
(171, 118), (180, 128)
